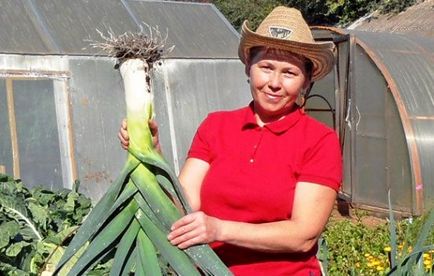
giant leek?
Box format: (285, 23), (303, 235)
(54, 27), (231, 275)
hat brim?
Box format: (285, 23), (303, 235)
(238, 21), (335, 81)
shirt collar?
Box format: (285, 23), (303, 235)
(242, 101), (303, 134)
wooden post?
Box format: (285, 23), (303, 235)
(0, 165), (5, 174)
(6, 79), (20, 178)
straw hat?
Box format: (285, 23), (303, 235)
(238, 6), (335, 81)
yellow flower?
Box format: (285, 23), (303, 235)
(384, 246), (392, 252)
(355, 262), (360, 268)
(364, 253), (371, 257)
(424, 259), (432, 266)
(376, 266), (384, 271)
(423, 253), (430, 259)
(367, 262), (375, 268)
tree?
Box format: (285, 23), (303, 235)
(210, 0), (417, 30)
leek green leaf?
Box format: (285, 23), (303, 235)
(55, 159), (139, 272)
(137, 229), (162, 276)
(110, 218), (140, 276)
(68, 200), (139, 275)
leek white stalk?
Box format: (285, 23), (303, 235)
(120, 59), (153, 154)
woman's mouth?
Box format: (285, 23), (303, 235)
(263, 92), (282, 100)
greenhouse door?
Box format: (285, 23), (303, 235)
(348, 44), (412, 214)
(0, 77), (75, 190)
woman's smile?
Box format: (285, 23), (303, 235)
(262, 91), (283, 102)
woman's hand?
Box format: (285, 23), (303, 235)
(117, 118), (161, 153)
(167, 211), (222, 249)
(118, 119), (130, 150)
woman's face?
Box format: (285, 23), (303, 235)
(247, 48), (309, 124)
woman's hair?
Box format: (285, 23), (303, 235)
(248, 46), (313, 80)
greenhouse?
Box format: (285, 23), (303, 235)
(0, 0), (250, 201)
(309, 27), (434, 216)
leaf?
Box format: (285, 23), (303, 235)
(399, 209), (434, 271)
(0, 261), (30, 275)
(135, 208), (200, 276)
(31, 189), (56, 206)
(0, 193), (28, 219)
(6, 241), (31, 257)
(28, 201), (50, 231)
(110, 219), (140, 276)
(20, 227), (40, 241)
(129, 153), (232, 276)
(36, 240), (57, 254)
(63, 192), (78, 212)
(136, 229), (162, 276)
(1, 199), (43, 241)
(67, 199), (139, 275)
(55, 159), (139, 273)
(76, 195), (92, 211)
(57, 242), (88, 276)
(87, 258), (114, 275)
(128, 148), (191, 213)
(0, 173), (12, 182)
(0, 221), (20, 249)
(130, 164), (180, 231)
(44, 226), (78, 245)
(121, 245), (137, 276)
(0, 174), (93, 274)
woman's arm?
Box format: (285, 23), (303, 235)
(178, 157), (210, 212)
(218, 182), (336, 252)
(168, 181), (337, 253)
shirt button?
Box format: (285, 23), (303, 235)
(249, 159), (254, 163)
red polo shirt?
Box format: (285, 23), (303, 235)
(187, 103), (342, 275)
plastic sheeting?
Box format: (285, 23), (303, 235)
(0, 0), (239, 58)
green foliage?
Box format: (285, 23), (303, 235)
(211, 0), (418, 29)
(323, 216), (390, 275)
(377, 0), (417, 14)
(213, 0), (281, 31)
(324, 0), (380, 26)
(0, 173), (92, 275)
(282, 0), (337, 25)
(323, 212), (434, 275)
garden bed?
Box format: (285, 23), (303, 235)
(323, 203), (434, 275)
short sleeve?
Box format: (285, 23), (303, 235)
(297, 131), (342, 191)
(187, 115), (215, 163)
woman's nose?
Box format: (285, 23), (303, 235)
(268, 72), (281, 90)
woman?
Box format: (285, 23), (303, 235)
(119, 6), (342, 275)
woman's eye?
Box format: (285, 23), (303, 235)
(283, 71), (296, 77)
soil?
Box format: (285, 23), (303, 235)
(330, 200), (388, 228)
(331, 208), (387, 228)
